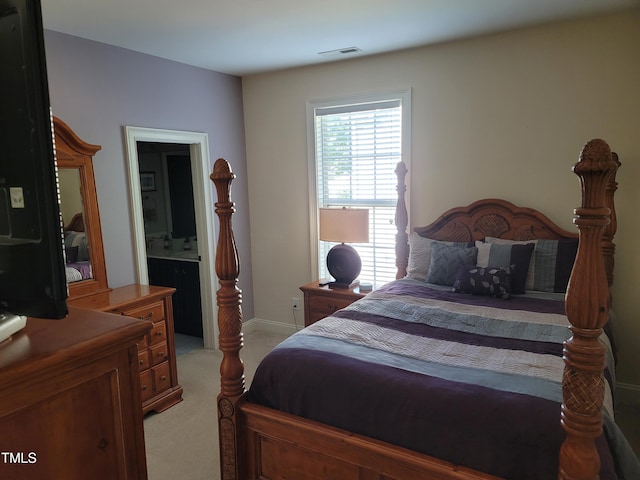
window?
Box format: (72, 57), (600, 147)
(308, 90), (411, 287)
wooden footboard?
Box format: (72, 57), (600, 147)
(240, 402), (499, 480)
(211, 138), (620, 480)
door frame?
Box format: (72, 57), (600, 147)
(124, 126), (218, 350)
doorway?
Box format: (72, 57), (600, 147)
(124, 126), (218, 350)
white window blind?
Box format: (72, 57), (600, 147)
(311, 92), (409, 287)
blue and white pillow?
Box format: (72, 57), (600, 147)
(485, 237), (578, 293)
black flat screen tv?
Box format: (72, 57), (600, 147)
(0, 0), (68, 319)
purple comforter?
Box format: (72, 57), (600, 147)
(248, 280), (628, 479)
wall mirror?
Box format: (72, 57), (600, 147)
(54, 116), (109, 299)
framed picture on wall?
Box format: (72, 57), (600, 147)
(140, 172), (156, 191)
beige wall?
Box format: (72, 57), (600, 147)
(242, 10), (640, 385)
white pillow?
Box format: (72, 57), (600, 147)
(406, 233), (469, 282)
(406, 233), (435, 281)
(475, 240), (491, 267)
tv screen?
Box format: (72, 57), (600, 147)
(0, 0), (68, 319)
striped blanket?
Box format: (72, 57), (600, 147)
(248, 279), (637, 479)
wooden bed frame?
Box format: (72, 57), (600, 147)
(211, 138), (620, 480)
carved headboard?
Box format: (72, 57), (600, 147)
(413, 198), (578, 243)
(64, 212), (85, 232)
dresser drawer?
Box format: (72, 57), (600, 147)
(138, 350), (150, 371)
(122, 301), (165, 323)
(152, 362), (171, 395)
(148, 320), (167, 346)
(137, 333), (149, 351)
(149, 342), (168, 366)
(139, 370), (154, 403)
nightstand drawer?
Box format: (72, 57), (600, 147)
(300, 280), (368, 327)
(309, 295), (354, 316)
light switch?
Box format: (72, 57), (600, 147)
(10, 187), (25, 208)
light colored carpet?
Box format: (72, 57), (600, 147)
(144, 329), (288, 480)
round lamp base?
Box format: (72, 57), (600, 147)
(326, 243), (361, 288)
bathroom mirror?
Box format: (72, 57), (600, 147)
(54, 116), (109, 299)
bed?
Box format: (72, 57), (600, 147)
(210, 138), (639, 479)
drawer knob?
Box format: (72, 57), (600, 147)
(158, 352), (165, 358)
(141, 385), (148, 391)
(160, 375), (167, 381)
(138, 311), (154, 320)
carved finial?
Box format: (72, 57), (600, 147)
(213, 157), (235, 180)
(572, 139), (616, 211)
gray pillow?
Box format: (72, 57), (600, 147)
(427, 242), (478, 286)
(406, 233), (469, 281)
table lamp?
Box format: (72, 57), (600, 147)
(319, 207), (369, 288)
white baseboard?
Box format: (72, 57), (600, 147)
(243, 317), (300, 337)
(616, 382), (640, 407)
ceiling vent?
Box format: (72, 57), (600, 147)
(318, 47), (363, 58)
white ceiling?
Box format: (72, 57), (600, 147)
(41, 0), (638, 77)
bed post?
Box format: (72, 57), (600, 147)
(395, 160), (409, 279)
(211, 158), (245, 480)
(603, 152), (620, 290)
(560, 139), (619, 480)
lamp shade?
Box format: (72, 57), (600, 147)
(319, 208), (369, 244)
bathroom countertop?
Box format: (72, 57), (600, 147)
(146, 248), (200, 262)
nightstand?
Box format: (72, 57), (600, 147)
(299, 280), (368, 327)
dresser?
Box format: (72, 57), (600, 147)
(300, 280), (368, 326)
(69, 284), (183, 414)
(0, 307), (149, 479)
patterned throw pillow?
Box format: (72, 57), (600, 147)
(426, 242), (478, 286)
(475, 241), (534, 294)
(453, 265), (513, 299)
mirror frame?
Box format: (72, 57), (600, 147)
(54, 116), (110, 298)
